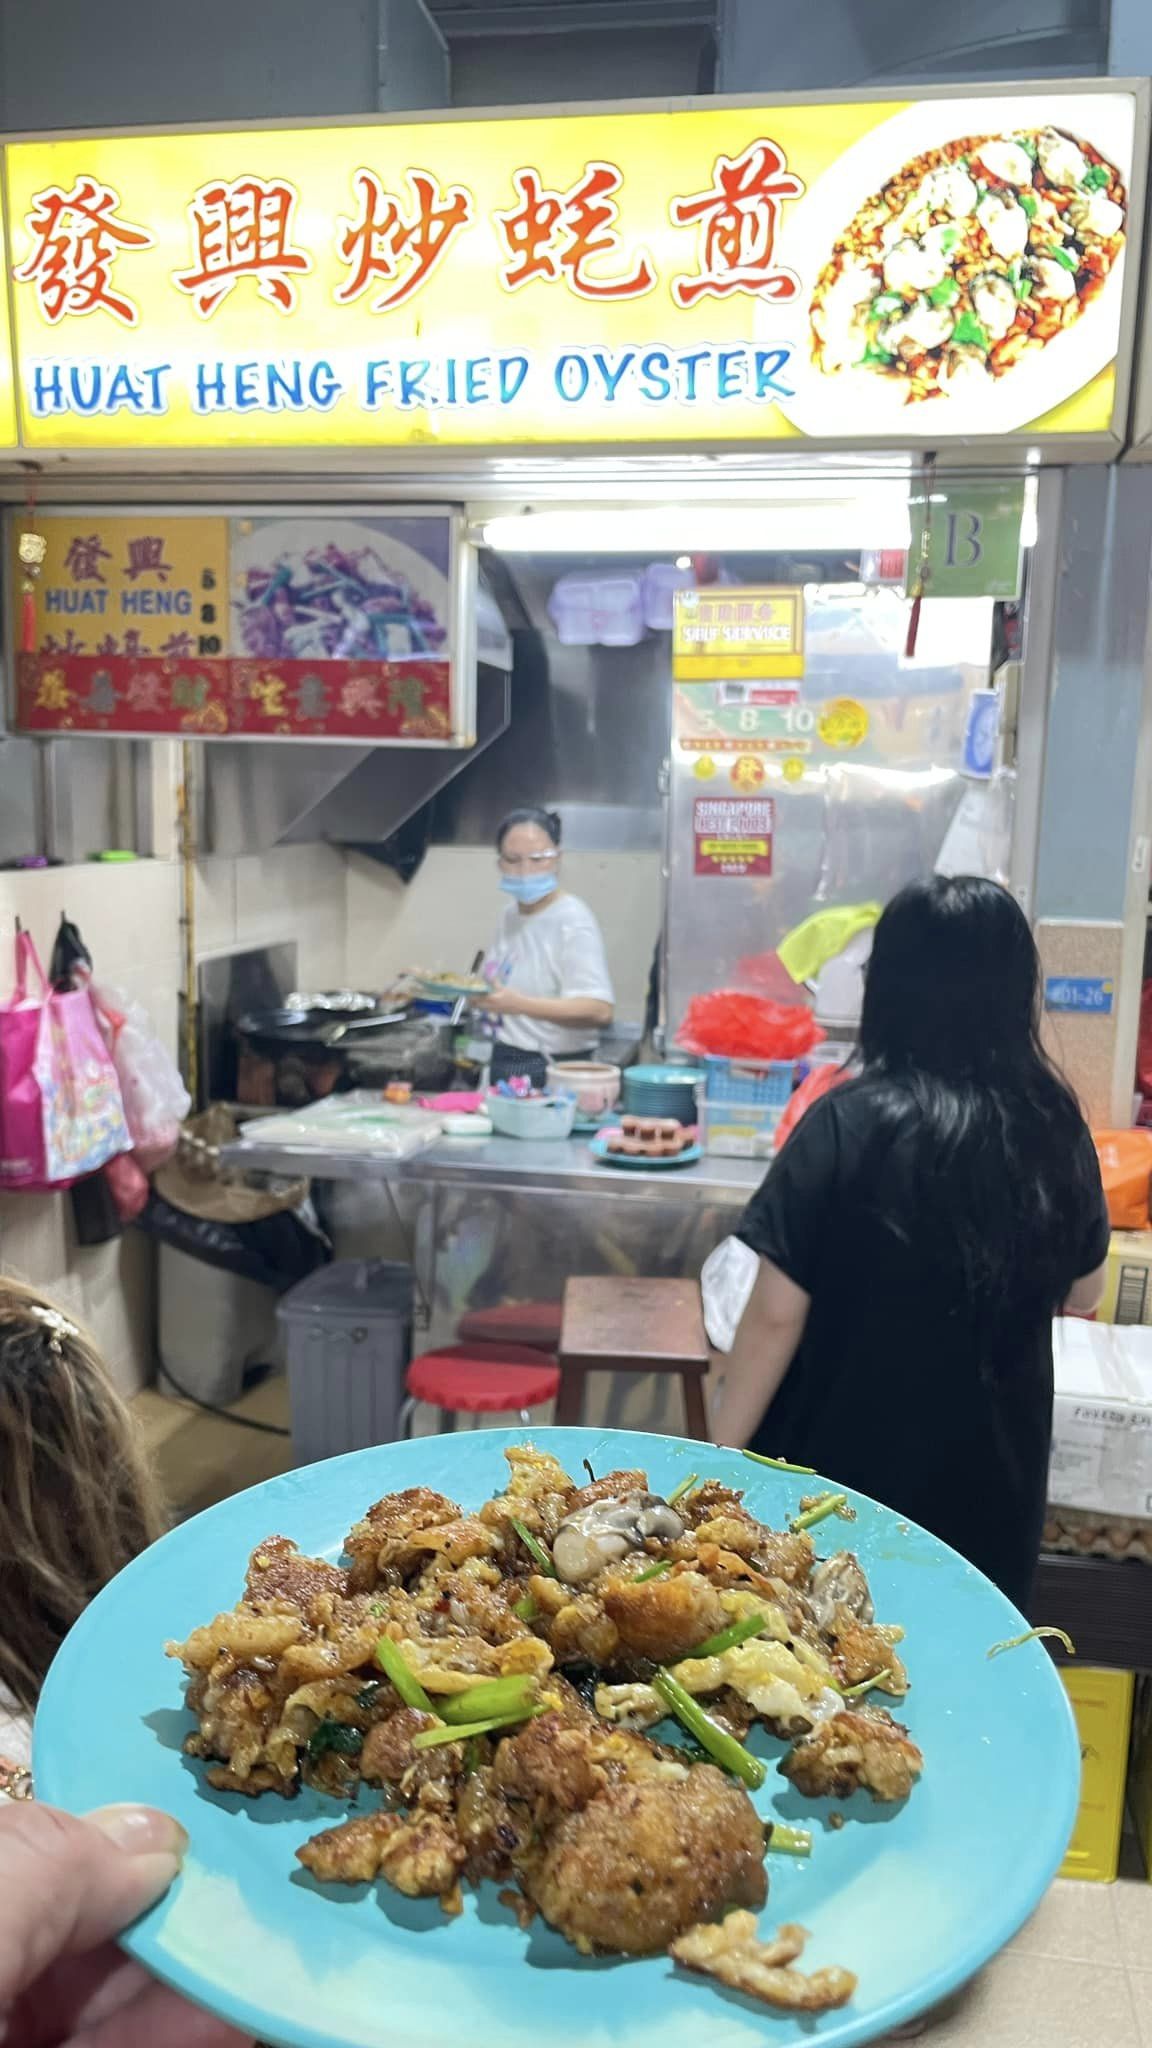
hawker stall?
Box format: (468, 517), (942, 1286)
(0, 84), (1147, 1463)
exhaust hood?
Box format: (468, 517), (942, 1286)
(203, 576), (512, 856)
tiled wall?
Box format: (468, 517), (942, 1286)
(344, 845), (664, 1023)
(0, 843), (347, 1398)
(0, 840), (661, 1398)
(1035, 919), (1127, 1128)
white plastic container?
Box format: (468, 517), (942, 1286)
(487, 1093), (577, 1140)
(699, 1097), (781, 1159)
(546, 1060), (620, 1117)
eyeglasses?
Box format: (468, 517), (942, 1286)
(497, 850), (560, 873)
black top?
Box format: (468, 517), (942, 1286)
(737, 1085), (1110, 1612)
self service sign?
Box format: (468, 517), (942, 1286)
(0, 85), (1140, 453)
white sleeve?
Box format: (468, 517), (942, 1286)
(561, 908), (615, 1004)
(701, 1235), (761, 1353)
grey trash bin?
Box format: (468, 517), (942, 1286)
(277, 1259), (415, 1465)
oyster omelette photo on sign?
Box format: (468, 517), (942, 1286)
(774, 92), (1134, 436)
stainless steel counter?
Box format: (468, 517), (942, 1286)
(224, 1131), (764, 1207)
(225, 1130), (762, 1434)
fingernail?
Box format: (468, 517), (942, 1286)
(85, 1805), (190, 1859)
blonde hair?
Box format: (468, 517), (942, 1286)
(0, 1281), (165, 1711)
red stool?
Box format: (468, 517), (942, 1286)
(398, 1343), (560, 1437)
(456, 1302), (562, 1351)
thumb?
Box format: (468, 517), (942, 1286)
(0, 1803), (185, 2007)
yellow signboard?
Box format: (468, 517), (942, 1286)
(2, 87), (1138, 451)
(0, 205), (16, 447)
(22, 516), (228, 658)
(673, 587), (805, 680)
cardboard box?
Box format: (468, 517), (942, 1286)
(1099, 1230), (1152, 1326)
(1050, 1318), (1152, 1520)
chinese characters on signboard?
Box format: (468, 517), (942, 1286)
(673, 588), (805, 681)
(0, 88), (1133, 451)
(15, 513), (460, 741)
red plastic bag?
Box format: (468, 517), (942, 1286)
(774, 1063), (847, 1150)
(676, 990), (823, 1062)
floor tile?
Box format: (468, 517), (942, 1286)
(1115, 1879), (1152, 1973)
(133, 1372), (293, 1518)
(1008, 1877), (1120, 1966)
(899, 1953), (1138, 2048)
(1132, 1973), (1152, 2047)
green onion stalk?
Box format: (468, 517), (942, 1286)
(765, 1821), (813, 1857)
(439, 1677), (538, 1726)
(687, 1611), (772, 1661)
(741, 1450), (817, 1476)
(375, 1636), (440, 1717)
(790, 1492), (848, 1534)
(412, 1706), (546, 1751)
(651, 1670), (765, 1790)
(835, 1668), (893, 1700)
(510, 1516), (557, 1576)
(988, 1627), (1075, 1660)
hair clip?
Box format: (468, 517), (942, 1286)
(26, 1303), (80, 1352)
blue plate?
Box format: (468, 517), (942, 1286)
(35, 1428), (1079, 2048)
(590, 1130), (703, 1169)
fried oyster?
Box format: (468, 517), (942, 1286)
(166, 1444), (922, 2012)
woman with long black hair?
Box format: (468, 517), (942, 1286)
(706, 876), (1109, 1611)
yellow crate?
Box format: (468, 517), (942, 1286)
(1131, 1678), (1152, 1881)
(1060, 1666), (1135, 1882)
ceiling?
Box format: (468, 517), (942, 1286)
(425, 0), (717, 34)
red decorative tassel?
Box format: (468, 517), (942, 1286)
(21, 583), (37, 654)
(904, 591), (922, 659)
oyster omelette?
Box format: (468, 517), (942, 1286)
(811, 124), (1126, 404)
(167, 1447), (923, 2015)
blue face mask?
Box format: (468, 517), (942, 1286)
(501, 871), (558, 906)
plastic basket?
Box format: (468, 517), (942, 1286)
(703, 1056), (796, 1107)
(700, 1097), (782, 1159)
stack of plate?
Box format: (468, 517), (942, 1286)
(620, 1064), (705, 1123)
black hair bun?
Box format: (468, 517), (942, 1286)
(496, 806), (562, 851)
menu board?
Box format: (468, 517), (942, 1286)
(12, 511), (469, 742)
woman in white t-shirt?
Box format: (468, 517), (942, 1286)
(476, 807), (615, 1086)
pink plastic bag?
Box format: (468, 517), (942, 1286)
(0, 930), (130, 1191)
(0, 932), (51, 1188)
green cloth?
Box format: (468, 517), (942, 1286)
(777, 903), (882, 986)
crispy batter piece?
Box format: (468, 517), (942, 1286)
(781, 1706), (923, 1804)
(244, 1535), (348, 1611)
(298, 1803), (466, 1904)
(670, 1914), (857, 2012)
(360, 1707), (464, 1796)
(601, 1570), (726, 1664)
(826, 1604), (909, 1696)
(344, 1487), (465, 1589)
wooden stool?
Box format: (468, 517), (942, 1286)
(456, 1302), (563, 1351)
(556, 1276), (711, 1440)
